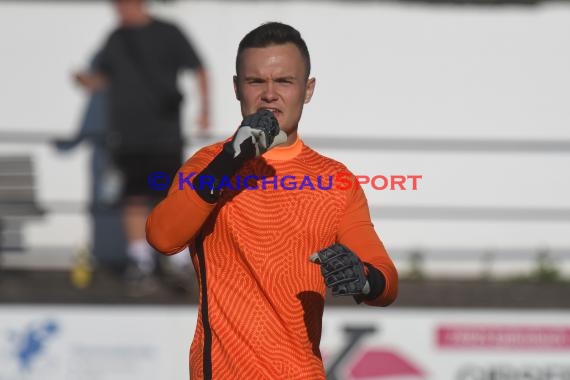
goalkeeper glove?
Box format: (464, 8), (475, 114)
(310, 243), (385, 302)
(194, 109), (287, 202)
(231, 109), (287, 160)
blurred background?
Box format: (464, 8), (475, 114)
(1, 0), (569, 379)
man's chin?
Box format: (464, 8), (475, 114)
(279, 125), (298, 137)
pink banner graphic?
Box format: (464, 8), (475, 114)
(437, 325), (570, 350)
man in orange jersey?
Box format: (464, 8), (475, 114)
(146, 22), (398, 380)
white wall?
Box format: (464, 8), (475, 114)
(1, 1), (570, 274)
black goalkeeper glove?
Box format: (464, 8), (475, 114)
(310, 243), (386, 302)
(193, 109), (287, 203)
(230, 109), (287, 160)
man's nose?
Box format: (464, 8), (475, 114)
(261, 82), (278, 102)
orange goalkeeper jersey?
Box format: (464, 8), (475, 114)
(146, 137), (398, 380)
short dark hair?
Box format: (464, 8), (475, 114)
(236, 22), (311, 79)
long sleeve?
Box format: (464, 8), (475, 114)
(337, 182), (398, 307)
(146, 144), (222, 254)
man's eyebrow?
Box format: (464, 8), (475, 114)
(243, 75), (264, 81)
(241, 75), (297, 81)
(275, 76), (296, 81)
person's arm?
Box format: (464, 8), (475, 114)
(146, 145), (221, 255)
(195, 67), (210, 132)
(336, 181), (398, 307)
(74, 33), (115, 92)
(147, 110), (286, 254)
(172, 25), (210, 131)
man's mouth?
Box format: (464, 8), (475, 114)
(259, 107), (280, 115)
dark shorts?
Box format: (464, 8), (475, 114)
(113, 151), (182, 200)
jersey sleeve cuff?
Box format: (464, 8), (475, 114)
(354, 263), (386, 304)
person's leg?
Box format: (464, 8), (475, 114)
(91, 146), (129, 273)
(115, 152), (158, 292)
(150, 148), (197, 293)
(123, 196), (155, 274)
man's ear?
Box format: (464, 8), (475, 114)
(304, 77), (316, 104)
(233, 75), (240, 100)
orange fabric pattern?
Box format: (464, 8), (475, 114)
(146, 138), (398, 379)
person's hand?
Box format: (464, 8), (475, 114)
(192, 110), (287, 203)
(229, 110), (287, 161)
(310, 244), (370, 296)
(73, 72), (107, 91)
(73, 72), (91, 87)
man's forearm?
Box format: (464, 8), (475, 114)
(146, 185), (216, 254)
(196, 68), (209, 129)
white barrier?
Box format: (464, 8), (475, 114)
(1, 306), (569, 380)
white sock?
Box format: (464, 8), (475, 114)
(127, 239), (155, 273)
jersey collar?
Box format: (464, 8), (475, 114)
(262, 135), (303, 161)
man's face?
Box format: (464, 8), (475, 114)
(234, 43), (315, 136)
(113, 0), (144, 25)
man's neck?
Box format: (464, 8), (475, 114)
(284, 130), (298, 146)
(122, 13), (152, 27)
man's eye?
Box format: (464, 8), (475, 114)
(247, 79), (264, 84)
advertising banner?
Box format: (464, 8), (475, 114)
(1, 306), (569, 380)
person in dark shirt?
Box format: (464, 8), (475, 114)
(75, 0), (209, 290)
